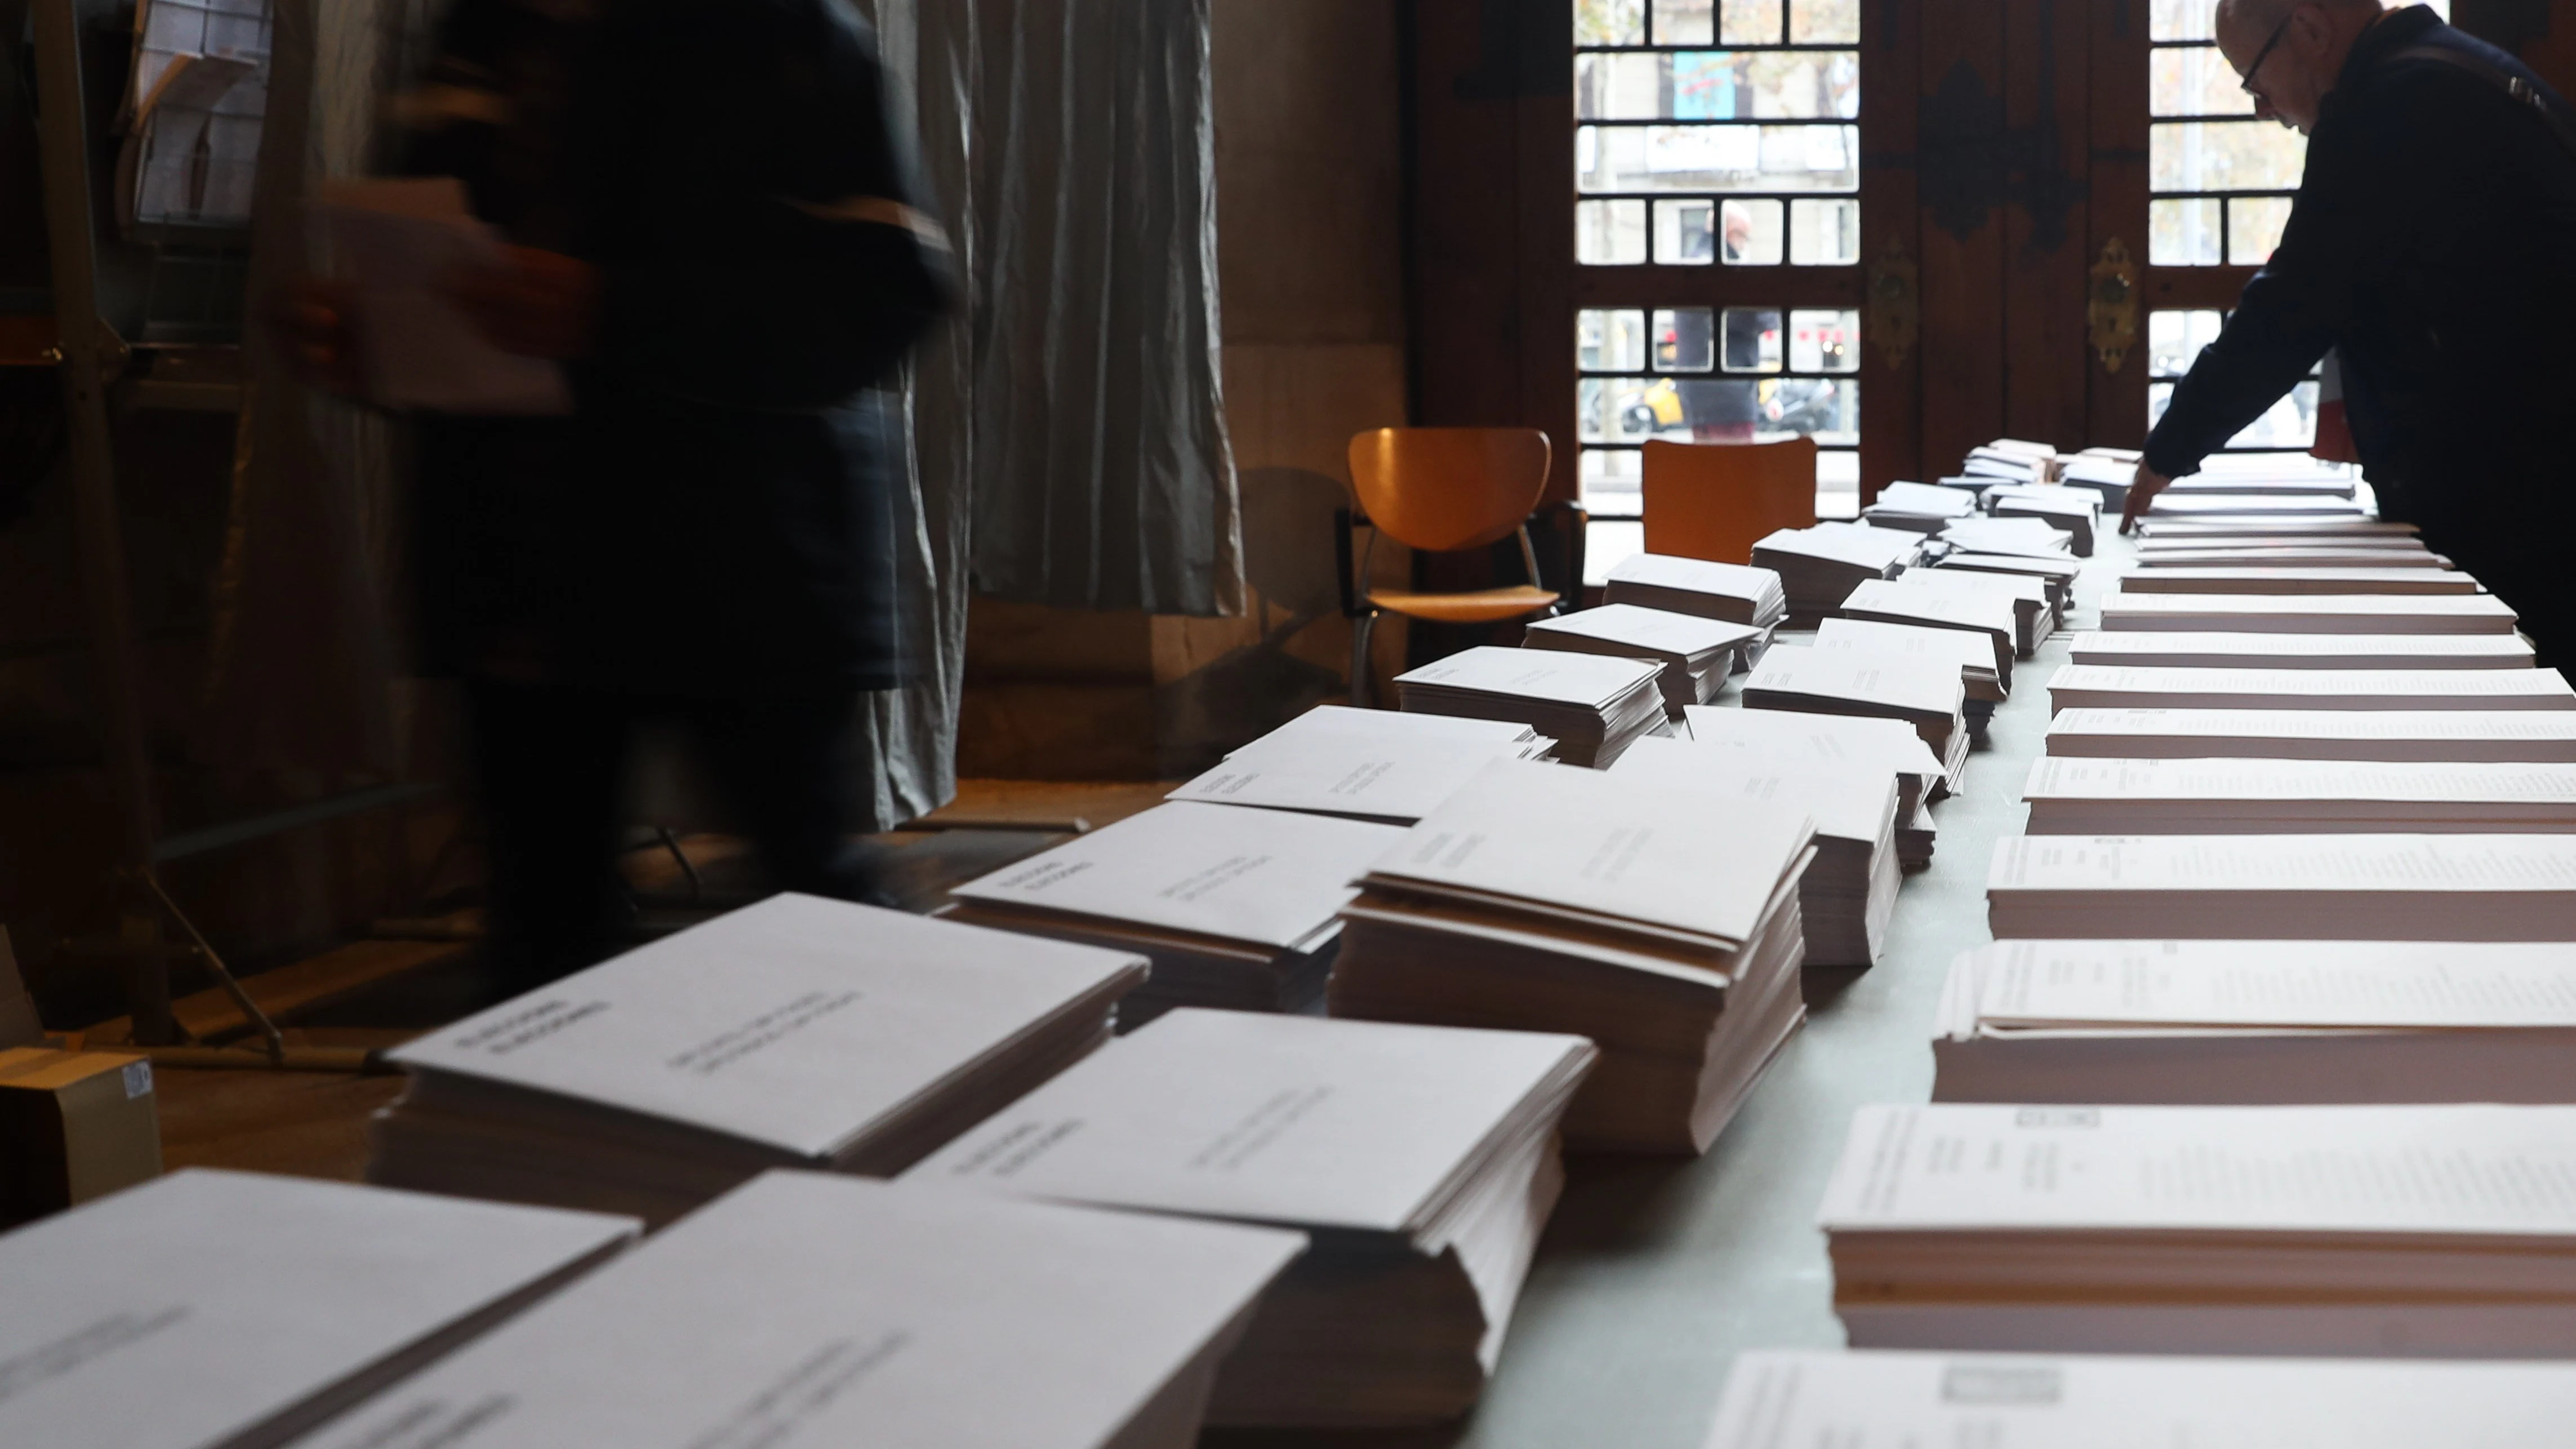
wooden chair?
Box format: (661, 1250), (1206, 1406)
(1340, 428), (1560, 706)
(1640, 436), (1819, 566)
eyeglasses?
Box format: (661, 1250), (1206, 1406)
(2239, 7), (2299, 96)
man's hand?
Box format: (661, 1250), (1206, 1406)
(2120, 464), (2173, 535)
(447, 247), (602, 360)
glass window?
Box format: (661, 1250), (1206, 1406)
(2150, 121), (2305, 192)
(1578, 309), (1650, 371)
(1788, 197), (1859, 264)
(1577, 199), (1648, 264)
(1720, 0), (1780, 45)
(1790, 0), (1861, 45)
(2227, 195), (2292, 264)
(2148, 197), (2222, 266)
(1789, 309), (1860, 372)
(1578, 0), (1647, 46)
(1722, 308), (1783, 372)
(1577, 123), (1860, 194)
(1656, 307), (1718, 371)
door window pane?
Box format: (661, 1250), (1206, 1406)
(1577, 0), (1646, 45)
(1577, 123), (1859, 193)
(1718, 198), (1784, 263)
(1789, 309), (1860, 372)
(1654, 0), (1715, 44)
(2151, 120), (2306, 191)
(1788, 197), (1859, 264)
(1790, 0), (1861, 44)
(2148, 0), (2214, 41)
(2149, 309), (2226, 379)
(2228, 195), (2293, 264)
(1577, 198), (1648, 264)
(1577, 52), (1666, 120)
(1772, 376), (1856, 443)
(1581, 448), (1644, 512)
(1579, 309), (1649, 371)
(2151, 46), (2254, 116)
(1580, 376), (1669, 442)
(1655, 308), (1718, 371)
(2149, 197), (2222, 265)
(1720, 0), (1780, 45)
(1721, 308), (1783, 372)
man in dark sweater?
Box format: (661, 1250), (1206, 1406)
(300, 0), (949, 988)
(2123, 2), (2576, 662)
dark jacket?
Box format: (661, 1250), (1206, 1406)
(2143, 7), (2576, 568)
(402, 0), (950, 696)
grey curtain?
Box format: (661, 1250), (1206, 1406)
(958, 0), (1245, 617)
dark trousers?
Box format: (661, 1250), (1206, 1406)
(465, 679), (874, 991)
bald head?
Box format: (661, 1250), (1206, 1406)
(2215, 0), (2386, 134)
(2218, 0), (2378, 33)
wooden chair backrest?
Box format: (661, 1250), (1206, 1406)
(1640, 436), (1819, 565)
(1347, 428), (1553, 554)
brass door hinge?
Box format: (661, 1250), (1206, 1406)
(2089, 237), (2140, 373)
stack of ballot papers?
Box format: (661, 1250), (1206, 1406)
(1751, 523), (1926, 625)
(2100, 590), (2521, 634)
(2165, 460), (2360, 496)
(1892, 568), (2053, 652)
(1394, 646), (1667, 767)
(2117, 566), (2483, 595)
(2142, 518), (2417, 541)
(2048, 708), (2576, 762)
(2020, 757), (2576, 834)
(907, 1010), (1596, 1427)
(2061, 452), (2138, 508)
(1934, 550), (2078, 614)
(0, 1170), (635, 1449)
(1818, 616), (2004, 703)
(1610, 734), (1898, 966)
(1329, 759), (1816, 1154)
(944, 802), (1402, 1023)
(2043, 665), (2576, 714)
(2068, 630), (2534, 670)
(1861, 481), (1981, 534)
(366, 895), (1147, 1224)
(1835, 581), (2015, 687)
(1683, 703), (1947, 867)
(1941, 514), (2074, 557)
(1599, 553), (1788, 641)
(1520, 603), (1759, 714)
(1702, 1349), (2576, 1448)
(1746, 645), (1972, 783)
(1986, 834), (2576, 940)
(1985, 485), (2100, 557)
(292, 1172), (1304, 1449)
(1930, 939), (2576, 1104)
(1170, 708), (1551, 823)
(2135, 545), (2450, 568)
(1820, 1102), (2576, 1356)
(1964, 441), (2059, 483)
(2147, 492), (2370, 520)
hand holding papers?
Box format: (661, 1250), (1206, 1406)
(314, 178), (572, 414)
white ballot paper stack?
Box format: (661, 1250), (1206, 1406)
(1168, 708), (1547, 825)
(1610, 735), (1898, 966)
(0, 1170), (636, 1449)
(1986, 834), (2576, 940)
(1395, 646), (1667, 767)
(1701, 1349), (2576, 1449)
(944, 803), (1401, 1025)
(2146, 492), (2371, 520)
(1751, 522), (1927, 625)
(2062, 452), (2137, 508)
(1933, 549), (2079, 615)
(1745, 645), (1972, 784)
(1520, 603), (1760, 714)
(2134, 544), (2450, 568)
(2048, 707), (2576, 763)
(1930, 939), (2576, 1105)
(1682, 703), (1950, 869)
(1833, 582), (2016, 694)
(1861, 481), (1982, 534)
(1984, 485), (2100, 557)
(2100, 590), (2520, 634)
(1821, 1102), (2576, 1357)
(1818, 616), (2005, 703)
(906, 1010), (1596, 1428)
(2068, 630), (2534, 670)
(1599, 554), (1788, 647)
(1329, 759), (1816, 1154)
(1939, 514), (2075, 558)
(2043, 665), (2576, 714)
(2021, 757), (2576, 835)
(367, 894), (1145, 1224)
(2117, 566), (2484, 595)
(315, 178), (571, 415)
(287, 1172), (1304, 1449)
(1891, 567), (2056, 652)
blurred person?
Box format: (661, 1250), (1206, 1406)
(294, 0), (950, 989)
(2121, 2), (2576, 661)
(1680, 219), (1767, 442)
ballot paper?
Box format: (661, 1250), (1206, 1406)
(1609, 734), (1899, 966)
(2061, 454), (2137, 508)
(1701, 1350), (2576, 1449)
(2116, 567), (2483, 595)
(1751, 523), (1927, 624)
(1395, 646), (1667, 767)
(1817, 616), (2005, 703)
(315, 178), (572, 415)
(2042, 664), (2576, 713)
(2019, 757), (2576, 834)
(1834, 580), (2015, 683)
(2134, 545), (2449, 568)
(1931, 939), (2576, 1105)
(1599, 554), (1788, 634)
(2099, 590), (2520, 634)
(1861, 481), (1982, 534)
(287, 1172), (1306, 1449)
(1224, 706), (1550, 758)
(1890, 567), (2054, 656)
(1745, 645), (1971, 783)
(909, 1010), (1596, 1427)
(1, 1171), (637, 1449)
(2139, 518), (2418, 541)
(2047, 708), (2576, 763)
(1520, 603), (1759, 713)
(1986, 834), (2576, 940)
(1933, 550), (2079, 615)
(944, 802), (1404, 1023)
(1984, 486), (2099, 557)
(1171, 718), (1536, 823)
(2146, 492), (2370, 518)
(368, 894), (1147, 1223)
(2067, 630), (2534, 671)
(1939, 515), (2074, 557)
(1820, 1102), (2576, 1355)
(1679, 703), (1948, 869)
(1329, 758), (1816, 1153)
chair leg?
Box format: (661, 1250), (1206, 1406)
(1349, 611), (1378, 709)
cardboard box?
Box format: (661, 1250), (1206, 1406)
(0, 1048), (162, 1228)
